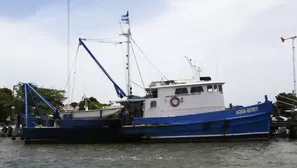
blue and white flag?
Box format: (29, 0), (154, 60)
(121, 11), (129, 23)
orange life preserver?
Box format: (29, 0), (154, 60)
(170, 96), (180, 107)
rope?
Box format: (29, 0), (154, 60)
(130, 37), (168, 80)
(80, 50), (86, 96)
(131, 81), (145, 89)
(64, 44), (80, 97)
(119, 21), (124, 35)
(131, 44), (145, 90)
(70, 47), (79, 103)
(86, 36), (122, 40)
(83, 38), (122, 45)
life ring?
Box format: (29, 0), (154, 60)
(170, 96), (180, 107)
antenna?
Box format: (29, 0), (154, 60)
(281, 33), (297, 96)
(67, 0), (71, 104)
(185, 56), (203, 80)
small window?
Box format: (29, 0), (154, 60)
(150, 101), (157, 108)
(190, 86), (204, 93)
(219, 85), (223, 93)
(213, 85), (218, 92)
(151, 89), (158, 98)
(175, 88), (188, 95)
(207, 85), (213, 92)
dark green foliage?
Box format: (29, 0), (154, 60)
(13, 82), (66, 115)
(0, 82), (109, 121)
(275, 92), (297, 117)
(78, 97), (108, 110)
(70, 102), (78, 108)
(0, 87), (14, 107)
(0, 87), (15, 121)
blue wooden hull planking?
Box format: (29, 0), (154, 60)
(21, 94), (273, 143)
(22, 119), (142, 143)
(123, 100), (273, 142)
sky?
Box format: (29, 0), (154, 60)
(0, 0), (297, 107)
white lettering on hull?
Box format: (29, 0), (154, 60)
(236, 107), (259, 115)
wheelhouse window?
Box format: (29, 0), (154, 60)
(219, 85), (223, 93)
(151, 89), (158, 98)
(190, 86), (204, 93)
(213, 85), (218, 92)
(207, 85), (213, 92)
(175, 88), (188, 95)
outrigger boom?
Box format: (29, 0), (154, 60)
(78, 38), (126, 98)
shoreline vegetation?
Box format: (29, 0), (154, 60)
(0, 82), (108, 122)
(0, 82), (295, 122)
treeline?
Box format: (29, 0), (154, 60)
(0, 82), (108, 122)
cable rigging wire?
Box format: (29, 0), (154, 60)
(82, 38), (123, 45)
(64, 44), (80, 94)
(131, 43), (145, 90)
(131, 81), (145, 89)
(80, 48), (86, 97)
(70, 47), (79, 103)
(130, 37), (168, 80)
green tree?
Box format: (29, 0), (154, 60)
(78, 97), (108, 110)
(0, 87), (14, 121)
(0, 88), (14, 106)
(275, 92), (297, 117)
(14, 82), (66, 115)
(70, 102), (78, 109)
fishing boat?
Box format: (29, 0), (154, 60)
(19, 11), (274, 143)
(75, 11), (274, 141)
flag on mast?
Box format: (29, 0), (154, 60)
(121, 11), (129, 24)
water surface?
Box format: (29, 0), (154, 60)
(0, 138), (296, 168)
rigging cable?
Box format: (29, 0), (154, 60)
(131, 43), (145, 90)
(64, 44), (80, 95)
(131, 81), (145, 89)
(119, 21), (124, 35)
(86, 36), (122, 40)
(82, 38), (123, 45)
(80, 47), (86, 96)
(130, 37), (168, 80)
(119, 20), (127, 85)
(70, 46), (80, 103)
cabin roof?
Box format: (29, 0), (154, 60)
(146, 80), (225, 89)
(115, 98), (146, 103)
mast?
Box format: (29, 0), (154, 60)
(127, 22), (131, 98)
(281, 35), (297, 96)
(293, 38), (296, 96)
(121, 11), (132, 98)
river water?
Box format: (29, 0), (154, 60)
(0, 138), (296, 168)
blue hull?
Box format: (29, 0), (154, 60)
(21, 119), (141, 143)
(21, 99), (273, 143)
(123, 100), (273, 141)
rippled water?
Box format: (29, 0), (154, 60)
(0, 138), (296, 168)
